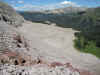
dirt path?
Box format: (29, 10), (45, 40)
(18, 21), (100, 75)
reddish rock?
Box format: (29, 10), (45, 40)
(79, 70), (93, 75)
(50, 62), (64, 67)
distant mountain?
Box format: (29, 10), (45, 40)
(19, 6), (87, 28)
(45, 6), (87, 14)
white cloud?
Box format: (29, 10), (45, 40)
(14, 4), (41, 11)
(60, 0), (79, 6)
(61, 1), (73, 5)
(14, 0), (80, 11)
(18, 1), (24, 4)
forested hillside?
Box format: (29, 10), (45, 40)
(74, 7), (100, 58)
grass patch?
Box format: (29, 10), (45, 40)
(74, 37), (100, 58)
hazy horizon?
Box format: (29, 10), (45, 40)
(1, 0), (100, 11)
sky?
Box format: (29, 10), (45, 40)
(1, 0), (100, 11)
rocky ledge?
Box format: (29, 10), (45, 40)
(0, 1), (24, 27)
(0, 61), (92, 75)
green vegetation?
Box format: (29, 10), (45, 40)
(19, 7), (100, 58)
(74, 36), (100, 58)
(74, 7), (100, 58)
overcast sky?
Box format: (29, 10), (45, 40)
(1, 0), (100, 11)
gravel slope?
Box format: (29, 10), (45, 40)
(18, 21), (100, 75)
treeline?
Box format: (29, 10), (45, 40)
(74, 7), (100, 58)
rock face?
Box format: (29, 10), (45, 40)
(0, 63), (80, 75)
(0, 21), (31, 65)
(0, 2), (24, 27)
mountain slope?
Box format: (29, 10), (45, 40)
(0, 1), (24, 27)
(19, 21), (100, 75)
(45, 7), (87, 14)
(19, 7), (87, 28)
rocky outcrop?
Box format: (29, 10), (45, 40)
(0, 61), (93, 75)
(0, 21), (31, 65)
(0, 21), (92, 75)
(0, 2), (24, 27)
(0, 63), (80, 75)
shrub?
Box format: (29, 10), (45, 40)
(74, 37), (100, 58)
